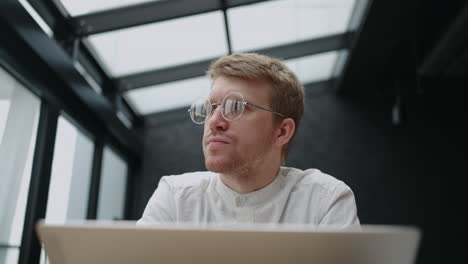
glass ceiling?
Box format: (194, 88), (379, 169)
(53, 0), (363, 116)
(284, 50), (341, 85)
(228, 0), (355, 51)
(124, 50), (344, 115)
(87, 11), (228, 77)
(59, 0), (161, 16)
(124, 76), (211, 115)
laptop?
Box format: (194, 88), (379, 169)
(36, 220), (421, 264)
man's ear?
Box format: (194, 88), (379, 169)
(274, 118), (295, 148)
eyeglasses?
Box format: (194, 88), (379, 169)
(188, 91), (285, 124)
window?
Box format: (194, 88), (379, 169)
(97, 146), (128, 220)
(0, 67), (41, 264)
(39, 116), (95, 264)
(44, 116), (94, 224)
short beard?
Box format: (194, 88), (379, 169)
(205, 155), (250, 177)
(204, 145), (270, 178)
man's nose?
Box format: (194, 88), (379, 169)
(207, 106), (228, 131)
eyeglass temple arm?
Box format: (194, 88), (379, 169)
(188, 109), (208, 118)
(246, 102), (285, 118)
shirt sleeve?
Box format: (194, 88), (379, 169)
(319, 182), (360, 227)
(137, 177), (175, 225)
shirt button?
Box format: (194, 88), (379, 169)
(235, 196), (246, 207)
(235, 197), (241, 206)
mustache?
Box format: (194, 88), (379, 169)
(204, 130), (234, 143)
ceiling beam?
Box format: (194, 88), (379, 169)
(72, 0), (272, 36)
(418, 1), (468, 77)
(304, 78), (337, 98)
(0, 0), (141, 156)
(331, 0), (370, 78)
(336, 0), (419, 95)
(117, 32), (354, 92)
(20, 0), (144, 128)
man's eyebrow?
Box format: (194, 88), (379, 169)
(208, 97), (221, 103)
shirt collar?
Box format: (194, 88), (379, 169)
(215, 167), (287, 207)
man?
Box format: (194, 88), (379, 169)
(138, 53), (359, 226)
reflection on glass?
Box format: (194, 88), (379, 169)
(0, 67), (40, 264)
(124, 76), (210, 115)
(228, 0), (355, 51)
(97, 147), (128, 220)
(87, 11), (227, 76)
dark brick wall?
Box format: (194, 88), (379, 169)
(136, 87), (466, 263)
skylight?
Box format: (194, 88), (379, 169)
(284, 50), (342, 84)
(87, 11), (228, 77)
(59, 0), (161, 16)
(228, 0), (355, 51)
(124, 76), (211, 115)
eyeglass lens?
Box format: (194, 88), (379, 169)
(222, 93), (244, 121)
(189, 98), (211, 124)
(189, 92), (245, 124)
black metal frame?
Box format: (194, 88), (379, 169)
(18, 101), (59, 264)
(331, 0), (371, 81)
(418, 1), (468, 77)
(0, 0), (141, 156)
(88, 137), (141, 220)
(23, 0), (144, 128)
(87, 141), (104, 219)
(304, 79), (338, 98)
(125, 158), (142, 220)
(117, 33), (353, 92)
(221, 0), (234, 54)
(72, 0), (271, 36)
(332, 0), (372, 92)
(0, 1), (143, 264)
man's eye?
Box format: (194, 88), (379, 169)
(243, 104), (253, 111)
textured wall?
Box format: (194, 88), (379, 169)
(137, 88), (466, 263)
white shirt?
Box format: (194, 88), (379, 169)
(138, 167), (359, 226)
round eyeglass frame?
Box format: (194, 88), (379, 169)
(188, 91), (285, 124)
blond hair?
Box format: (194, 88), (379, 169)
(207, 53), (304, 163)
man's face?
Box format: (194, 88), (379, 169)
(203, 76), (278, 174)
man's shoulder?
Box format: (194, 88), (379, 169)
(161, 171), (217, 189)
(282, 167), (346, 190)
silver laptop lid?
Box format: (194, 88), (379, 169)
(36, 221), (421, 264)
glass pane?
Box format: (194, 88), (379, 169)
(124, 75), (210, 115)
(87, 11), (228, 76)
(59, 0), (162, 16)
(228, 0), (355, 51)
(0, 247), (19, 264)
(97, 147), (128, 220)
(0, 67), (40, 259)
(44, 116), (94, 224)
(284, 50), (341, 84)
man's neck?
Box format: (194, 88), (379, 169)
(219, 160), (281, 194)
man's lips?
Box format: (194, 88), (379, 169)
(206, 137), (230, 148)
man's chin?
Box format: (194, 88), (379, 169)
(205, 157), (237, 173)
